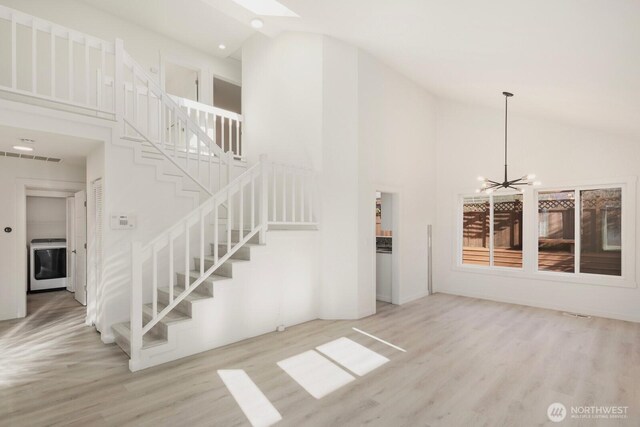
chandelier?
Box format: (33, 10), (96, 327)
(476, 92), (540, 193)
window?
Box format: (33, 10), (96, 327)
(538, 191), (575, 272)
(579, 188), (622, 276)
(458, 179), (635, 287)
(462, 196), (490, 266)
(536, 187), (622, 277)
(493, 194), (523, 268)
(462, 194), (522, 268)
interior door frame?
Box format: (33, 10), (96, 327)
(66, 196), (76, 292)
(372, 186), (401, 308)
(16, 178), (85, 318)
(74, 190), (87, 307)
(159, 52), (208, 104)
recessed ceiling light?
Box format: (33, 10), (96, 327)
(218, 44), (226, 50)
(13, 145), (34, 152)
(250, 18), (264, 29)
(232, 0), (298, 17)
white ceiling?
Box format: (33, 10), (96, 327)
(275, 0), (640, 139)
(80, 0), (640, 139)
(0, 126), (100, 165)
(80, 0), (255, 58)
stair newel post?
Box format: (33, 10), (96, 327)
(259, 154), (269, 244)
(114, 38), (125, 130)
(130, 241), (143, 366)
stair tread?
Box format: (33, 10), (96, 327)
(142, 303), (191, 324)
(186, 271), (231, 281)
(158, 284), (214, 302)
(214, 242), (262, 247)
(202, 256), (249, 263)
(113, 322), (168, 349)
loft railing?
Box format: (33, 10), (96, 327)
(172, 96), (244, 160)
(0, 5), (116, 117)
(0, 4), (238, 197)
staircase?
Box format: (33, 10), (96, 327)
(0, 5), (319, 371)
(112, 233), (261, 357)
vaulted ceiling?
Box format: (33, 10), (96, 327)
(83, 0), (640, 139)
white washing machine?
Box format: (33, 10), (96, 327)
(29, 239), (68, 291)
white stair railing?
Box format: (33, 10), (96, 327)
(129, 158), (318, 363)
(172, 96), (244, 160)
(129, 156), (267, 361)
(0, 5), (116, 117)
(119, 50), (232, 195)
(0, 4), (321, 366)
(268, 162), (318, 227)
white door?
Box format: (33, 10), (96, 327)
(74, 190), (87, 305)
(66, 197), (76, 292)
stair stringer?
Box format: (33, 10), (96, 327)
(112, 135), (212, 205)
(130, 229), (321, 371)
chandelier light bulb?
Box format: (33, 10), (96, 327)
(533, 181), (542, 186)
(527, 173), (536, 180)
(477, 176), (486, 182)
(475, 189), (481, 193)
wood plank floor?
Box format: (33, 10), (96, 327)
(1, 290), (639, 426)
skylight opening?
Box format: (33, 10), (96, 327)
(230, 0), (298, 17)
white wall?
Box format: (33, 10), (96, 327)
(243, 33), (438, 319)
(243, 33), (360, 319)
(26, 196), (67, 242)
(321, 37), (360, 318)
(242, 33), (323, 167)
(434, 99), (640, 322)
(357, 51), (437, 313)
(0, 156), (85, 320)
(99, 138), (202, 341)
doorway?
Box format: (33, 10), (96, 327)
(24, 188), (87, 311)
(375, 191), (397, 307)
(163, 61), (200, 102)
(213, 77), (242, 154)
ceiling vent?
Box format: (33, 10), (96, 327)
(0, 151), (62, 163)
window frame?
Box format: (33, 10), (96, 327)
(458, 191), (524, 272)
(455, 177), (637, 289)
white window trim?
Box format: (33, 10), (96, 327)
(455, 176), (637, 289)
(456, 190), (523, 270)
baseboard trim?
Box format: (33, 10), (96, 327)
(438, 289), (640, 323)
(398, 289), (430, 305)
(376, 294), (391, 303)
